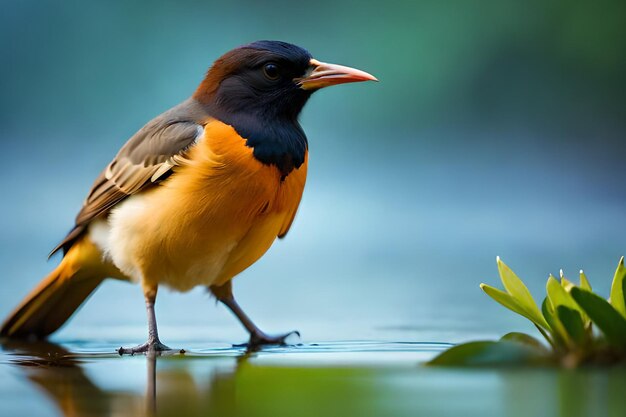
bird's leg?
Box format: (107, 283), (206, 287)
(118, 285), (172, 355)
(209, 281), (300, 350)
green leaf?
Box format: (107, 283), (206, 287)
(570, 287), (626, 349)
(623, 278), (626, 317)
(495, 257), (549, 329)
(559, 269), (575, 291)
(500, 332), (549, 353)
(480, 284), (549, 330)
(579, 270), (591, 292)
(556, 306), (586, 347)
(427, 340), (549, 367)
(547, 275), (590, 326)
(610, 256), (626, 318)
(542, 297), (568, 349)
(547, 275), (579, 311)
(560, 278), (575, 291)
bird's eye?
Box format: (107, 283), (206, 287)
(263, 63), (280, 81)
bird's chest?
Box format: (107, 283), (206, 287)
(106, 121), (307, 290)
(172, 120), (307, 229)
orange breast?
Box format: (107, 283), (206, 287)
(123, 120), (307, 291)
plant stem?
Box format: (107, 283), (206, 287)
(535, 324), (556, 351)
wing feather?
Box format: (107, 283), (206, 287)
(51, 99), (209, 256)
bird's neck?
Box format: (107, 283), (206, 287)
(196, 99), (308, 179)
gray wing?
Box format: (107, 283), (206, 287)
(51, 99), (209, 256)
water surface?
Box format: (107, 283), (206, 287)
(1, 338), (624, 417)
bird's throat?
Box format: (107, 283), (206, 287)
(207, 108), (308, 178)
(243, 117), (308, 179)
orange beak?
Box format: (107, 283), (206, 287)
(297, 58), (378, 90)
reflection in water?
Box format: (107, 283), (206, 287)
(1, 340), (625, 417)
(1, 340), (239, 417)
(146, 351), (156, 416)
(500, 367), (626, 417)
(1, 340), (116, 416)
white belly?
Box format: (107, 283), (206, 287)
(88, 193), (238, 291)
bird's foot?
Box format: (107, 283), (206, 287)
(117, 339), (177, 356)
(239, 330), (300, 351)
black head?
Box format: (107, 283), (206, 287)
(196, 41), (314, 121)
(193, 40), (376, 178)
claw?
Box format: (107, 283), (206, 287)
(245, 330), (301, 351)
(117, 340), (173, 355)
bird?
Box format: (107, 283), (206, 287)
(0, 40), (377, 353)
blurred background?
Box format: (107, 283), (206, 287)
(1, 0), (625, 345)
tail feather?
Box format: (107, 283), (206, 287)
(1, 239), (107, 339)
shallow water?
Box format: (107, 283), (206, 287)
(1, 338), (625, 417)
